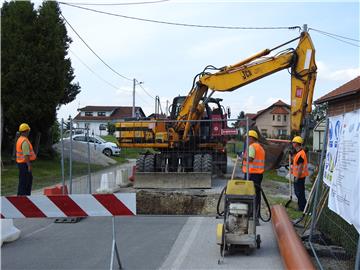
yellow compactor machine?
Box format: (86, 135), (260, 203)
(217, 180), (260, 261)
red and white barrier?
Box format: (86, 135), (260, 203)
(1, 193), (136, 219)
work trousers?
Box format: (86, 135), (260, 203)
(245, 173), (263, 218)
(294, 178), (306, 211)
(17, 163), (33, 195)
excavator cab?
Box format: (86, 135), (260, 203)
(169, 96), (229, 142)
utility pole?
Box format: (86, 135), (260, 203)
(166, 100), (169, 116)
(132, 78), (136, 117)
(132, 78), (143, 117)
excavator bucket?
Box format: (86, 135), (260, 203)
(262, 140), (289, 170)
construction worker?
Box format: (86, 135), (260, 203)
(16, 123), (36, 195)
(242, 130), (265, 225)
(291, 136), (309, 211)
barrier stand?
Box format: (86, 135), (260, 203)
(110, 216), (122, 270)
(1, 193), (136, 269)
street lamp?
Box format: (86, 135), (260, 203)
(132, 78), (143, 117)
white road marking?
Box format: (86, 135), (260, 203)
(22, 222), (54, 240)
(160, 217), (204, 270)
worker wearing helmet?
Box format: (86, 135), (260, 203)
(242, 130), (265, 225)
(16, 123), (36, 195)
(291, 136), (309, 211)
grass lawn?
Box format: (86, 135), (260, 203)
(1, 155), (107, 196)
(227, 140), (244, 158)
(264, 169), (313, 191)
(267, 196), (303, 220)
(1, 135), (142, 195)
(264, 169), (288, 183)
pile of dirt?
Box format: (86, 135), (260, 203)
(53, 140), (116, 166)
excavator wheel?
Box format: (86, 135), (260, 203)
(136, 155), (145, 172)
(202, 154), (213, 172)
(220, 153), (228, 174)
(194, 154), (202, 172)
(144, 154), (155, 172)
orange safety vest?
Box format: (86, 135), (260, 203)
(16, 136), (36, 164)
(242, 142), (265, 174)
(291, 149), (309, 178)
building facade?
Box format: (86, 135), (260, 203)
(252, 100), (291, 138)
(315, 76), (360, 117)
(73, 106), (146, 135)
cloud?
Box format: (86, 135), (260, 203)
(317, 61), (360, 81)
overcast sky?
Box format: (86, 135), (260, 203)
(20, 1), (360, 120)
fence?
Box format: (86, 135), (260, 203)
(54, 118), (135, 195)
(306, 118), (360, 270)
(115, 117), (243, 175)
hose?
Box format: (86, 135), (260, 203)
(216, 185), (227, 216)
(256, 183), (272, 222)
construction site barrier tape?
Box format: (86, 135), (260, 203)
(1, 194), (136, 218)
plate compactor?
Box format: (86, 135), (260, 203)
(216, 179), (261, 262)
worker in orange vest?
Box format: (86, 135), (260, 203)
(16, 123), (36, 195)
(242, 130), (265, 225)
(291, 136), (309, 211)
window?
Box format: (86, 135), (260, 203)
(261, 129), (268, 137)
(98, 112), (106, 116)
(278, 129), (287, 135)
(73, 136), (86, 142)
(85, 112), (93, 116)
(88, 137), (96, 143)
(277, 115), (281, 121)
(273, 115), (275, 121)
(284, 115), (287, 121)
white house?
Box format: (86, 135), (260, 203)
(73, 106), (146, 135)
(312, 119), (326, 151)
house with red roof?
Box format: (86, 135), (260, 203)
(73, 106), (146, 135)
(253, 100), (291, 138)
(313, 76), (360, 150)
(315, 76), (360, 115)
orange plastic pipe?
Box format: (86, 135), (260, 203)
(271, 205), (315, 270)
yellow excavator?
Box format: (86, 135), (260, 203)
(115, 25), (316, 187)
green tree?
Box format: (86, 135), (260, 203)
(1, 1), (80, 156)
(1, 1), (38, 149)
(231, 111), (245, 128)
(107, 122), (115, 135)
(311, 103), (328, 122)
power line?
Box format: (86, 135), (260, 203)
(139, 84), (155, 100)
(59, 3), (300, 31)
(136, 91), (153, 106)
(309, 27), (359, 42)
(60, 13), (133, 81)
(310, 29), (360, 48)
(69, 49), (120, 90)
(61, 0), (169, 6)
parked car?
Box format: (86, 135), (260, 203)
(66, 134), (121, 157)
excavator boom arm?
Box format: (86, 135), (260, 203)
(177, 31), (317, 136)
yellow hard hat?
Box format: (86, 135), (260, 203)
(292, 136), (303, 144)
(19, 123), (30, 132)
(248, 130), (258, 140)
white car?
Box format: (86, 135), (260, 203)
(67, 134), (121, 157)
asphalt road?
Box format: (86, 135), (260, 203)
(2, 216), (283, 270)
